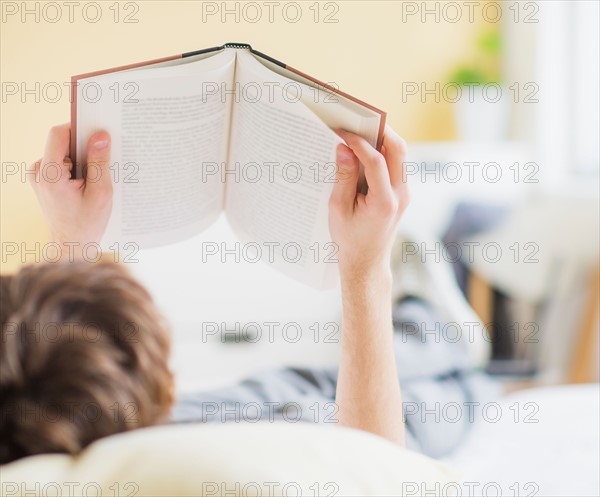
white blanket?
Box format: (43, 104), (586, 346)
(445, 384), (600, 497)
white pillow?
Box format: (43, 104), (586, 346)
(1, 422), (458, 497)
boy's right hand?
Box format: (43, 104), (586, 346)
(328, 126), (410, 446)
(29, 124), (113, 258)
(328, 126), (410, 282)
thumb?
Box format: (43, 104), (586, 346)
(330, 143), (359, 212)
(84, 131), (112, 194)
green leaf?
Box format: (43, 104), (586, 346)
(449, 66), (489, 85)
(478, 30), (502, 55)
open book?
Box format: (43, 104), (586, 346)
(71, 43), (386, 288)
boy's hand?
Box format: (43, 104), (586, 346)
(329, 126), (410, 280)
(29, 124), (112, 257)
(330, 126), (410, 445)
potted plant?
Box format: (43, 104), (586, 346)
(449, 29), (510, 142)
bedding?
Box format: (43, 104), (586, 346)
(1, 422), (458, 497)
(444, 384), (600, 497)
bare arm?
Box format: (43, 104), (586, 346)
(329, 127), (410, 445)
(31, 123), (410, 445)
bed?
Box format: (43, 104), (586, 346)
(444, 384), (600, 497)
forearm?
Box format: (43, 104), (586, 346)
(335, 263), (405, 446)
(48, 226), (101, 262)
(47, 239), (91, 262)
(328, 126), (409, 445)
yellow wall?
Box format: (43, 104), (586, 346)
(1, 0), (491, 272)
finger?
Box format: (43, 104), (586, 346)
(381, 126), (408, 192)
(337, 129), (392, 202)
(27, 158), (42, 188)
(42, 123), (71, 183)
(83, 131), (112, 196)
(64, 156), (85, 191)
(68, 177), (86, 191)
(330, 143), (359, 213)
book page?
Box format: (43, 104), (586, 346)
(252, 53), (384, 194)
(224, 49), (344, 289)
(75, 50), (236, 249)
(252, 53), (383, 148)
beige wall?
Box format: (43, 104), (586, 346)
(1, 0), (492, 272)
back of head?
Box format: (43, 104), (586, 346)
(0, 260), (174, 464)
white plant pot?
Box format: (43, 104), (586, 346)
(454, 85), (510, 142)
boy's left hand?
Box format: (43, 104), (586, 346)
(29, 124), (113, 255)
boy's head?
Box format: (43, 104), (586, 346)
(0, 260), (174, 465)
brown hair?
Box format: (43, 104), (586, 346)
(0, 260), (174, 464)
